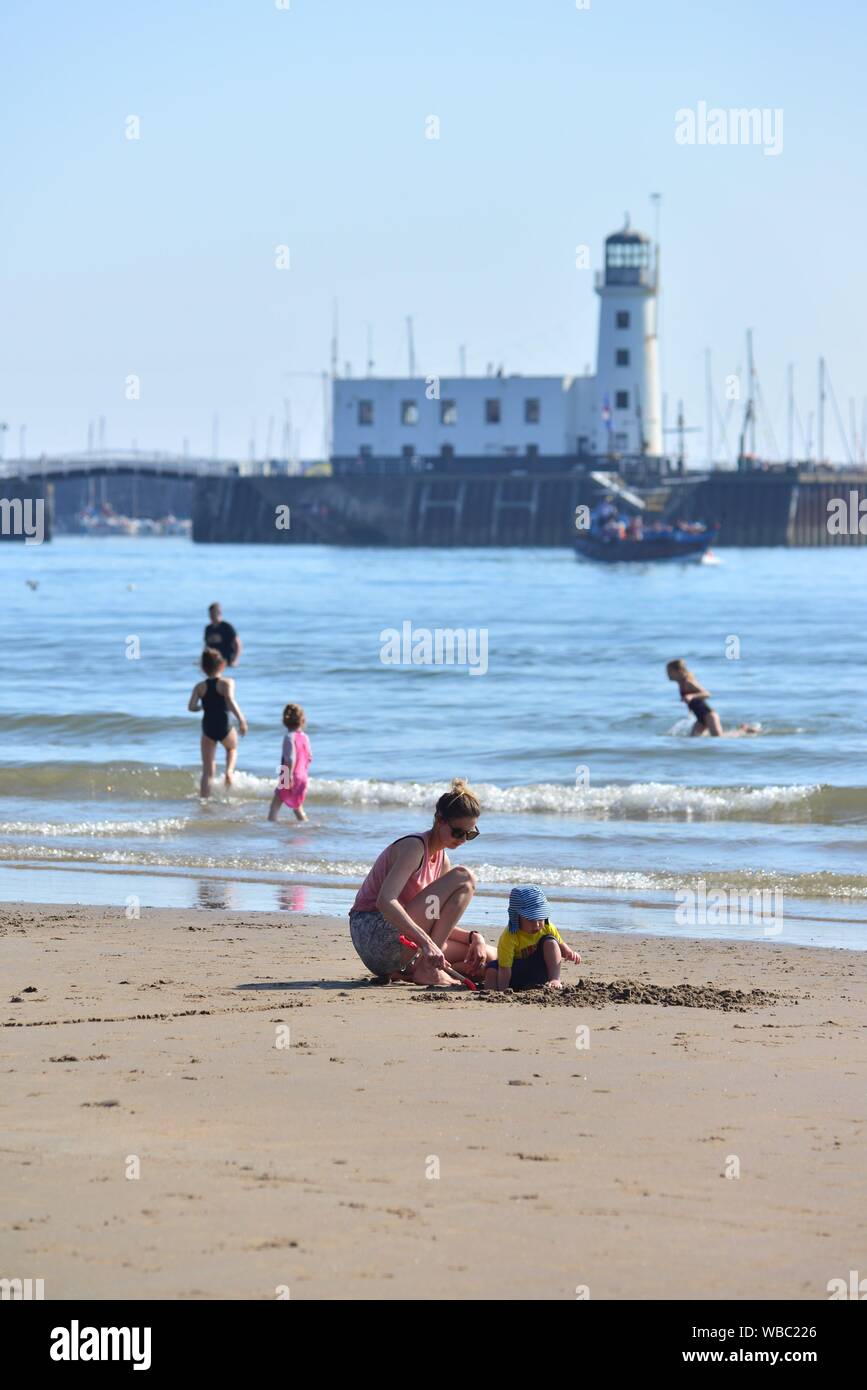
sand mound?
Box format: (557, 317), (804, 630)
(413, 979), (783, 1011)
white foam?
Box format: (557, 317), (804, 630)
(4, 817), (190, 838)
(20, 772), (821, 822)
(303, 777), (819, 820)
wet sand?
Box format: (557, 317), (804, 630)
(1, 902), (865, 1300)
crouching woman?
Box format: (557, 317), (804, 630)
(348, 779), (494, 987)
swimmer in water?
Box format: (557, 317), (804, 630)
(666, 660), (759, 738)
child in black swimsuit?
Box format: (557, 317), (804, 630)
(188, 648), (248, 796)
(666, 659), (723, 736)
(666, 659), (757, 738)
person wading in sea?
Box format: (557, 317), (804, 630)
(187, 648), (248, 796)
(204, 602), (242, 668)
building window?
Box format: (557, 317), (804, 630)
(616, 349), (630, 366)
(616, 311), (630, 329)
(485, 398), (501, 424)
(440, 443), (455, 459)
(526, 444), (539, 459)
(401, 444), (414, 459)
(359, 445), (373, 458)
(401, 400), (418, 425)
(615, 391), (629, 410)
(524, 398), (540, 423)
(614, 432), (629, 450)
(441, 400), (457, 425)
(358, 400), (374, 425)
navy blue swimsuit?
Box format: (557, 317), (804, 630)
(689, 696), (712, 725)
(201, 677), (231, 742)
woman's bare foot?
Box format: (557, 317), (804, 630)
(294, 808), (307, 822)
(410, 960), (460, 987)
(544, 978), (564, 991)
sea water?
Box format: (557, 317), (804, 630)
(2, 537), (866, 947)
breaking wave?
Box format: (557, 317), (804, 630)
(0, 764), (864, 824)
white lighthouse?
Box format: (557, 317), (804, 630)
(331, 215), (667, 468)
(593, 220), (662, 457)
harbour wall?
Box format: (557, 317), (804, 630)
(192, 470), (867, 547)
(677, 472), (867, 547)
(193, 471), (588, 546)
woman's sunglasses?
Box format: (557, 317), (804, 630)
(447, 823), (480, 841)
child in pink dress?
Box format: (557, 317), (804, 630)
(267, 703), (312, 822)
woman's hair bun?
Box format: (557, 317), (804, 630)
(435, 778), (481, 820)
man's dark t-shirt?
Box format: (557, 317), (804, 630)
(204, 620), (238, 665)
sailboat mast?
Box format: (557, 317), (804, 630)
(407, 316), (416, 377)
(746, 330), (756, 458)
(705, 349), (713, 469)
(787, 363), (794, 465)
(817, 356), (825, 464)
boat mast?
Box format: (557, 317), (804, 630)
(747, 330), (756, 458)
(787, 363), (794, 464)
(705, 349), (713, 469)
(737, 330), (755, 469)
(817, 356), (826, 464)
(737, 398), (754, 471)
(634, 385), (646, 458)
(406, 316), (416, 377)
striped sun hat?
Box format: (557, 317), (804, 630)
(507, 884), (550, 933)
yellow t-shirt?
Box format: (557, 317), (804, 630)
(496, 921), (564, 970)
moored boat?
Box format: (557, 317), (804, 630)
(575, 518), (719, 563)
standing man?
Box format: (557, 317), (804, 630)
(204, 602), (242, 668)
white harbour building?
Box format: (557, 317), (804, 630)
(332, 222), (662, 471)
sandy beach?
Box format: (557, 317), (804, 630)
(1, 902), (864, 1301)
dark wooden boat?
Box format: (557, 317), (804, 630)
(575, 524), (719, 563)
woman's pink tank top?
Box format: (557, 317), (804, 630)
(351, 834), (444, 914)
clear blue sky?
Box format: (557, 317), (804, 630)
(2, 0), (865, 463)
